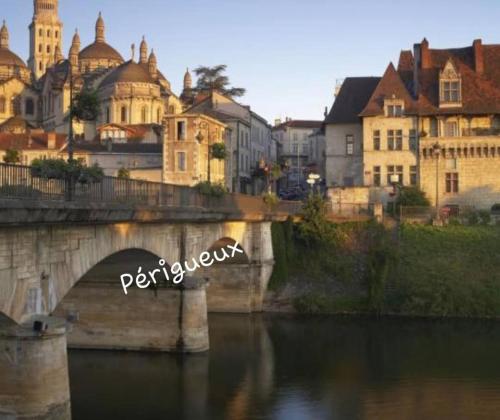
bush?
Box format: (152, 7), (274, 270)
(262, 192), (279, 208)
(3, 149), (21, 164)
(117, 167), (130, 179)
(31, 159), (104, 184)
(195, 181), (227, 197)
(210, 143), (227, 160)
(396, 186), (431, 209)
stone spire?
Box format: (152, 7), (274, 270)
(54, 44), (63, 62)
(148, 49), (157, 78)
(95, 12), (105, 43)
(140, 36), (148, 64)
(69, 29), (80, 68)
(0, 21), (9, 49)
(184, 68), (192, 90)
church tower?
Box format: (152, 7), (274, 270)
(28, 0), (63, 79)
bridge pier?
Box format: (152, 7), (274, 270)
(54, 278), (209, 353)
(0, 317), (71, 420)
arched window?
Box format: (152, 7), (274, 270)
(0, 96), (5, 113)
(55, 31), (59, 39)
(47, 29), (51, 37)
(11, 97), (21, 115)
(141, 106), (148, 123)
(38, 44), (42, 53)
(39, 62), (42, 71)
(47, 45), (51, 54)
(25, 98), (34, 116)
(121, 106), (128, 123)
(39, 28), (42, 36)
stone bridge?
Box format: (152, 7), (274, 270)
(0, 197), (289, 419)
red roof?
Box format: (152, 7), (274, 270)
(0, 133), (67, 151)
(360, 39), (500, 117)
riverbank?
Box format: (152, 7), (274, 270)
(265, 218), (500, 319)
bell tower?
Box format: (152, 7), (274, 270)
(28, 0), (63, 79)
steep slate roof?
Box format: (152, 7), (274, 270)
(324, 77), (380, 124)
(360, 63), (417, 117)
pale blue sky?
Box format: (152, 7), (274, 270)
(3, 0), (499, 121)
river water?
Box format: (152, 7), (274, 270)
(69, 314), (500, 420)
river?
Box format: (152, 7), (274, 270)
(69, 314), (500, 420)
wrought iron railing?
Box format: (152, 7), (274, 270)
(0, 163), (301, 216)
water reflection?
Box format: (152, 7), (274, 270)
(69, 315), (500, 420)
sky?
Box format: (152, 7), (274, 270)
(2, 0), (500, 122)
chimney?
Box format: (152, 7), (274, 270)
(421, 38), (431, 69)
(274, 118), (282, 127)
(47, 132), (56, 150)
(473, 39), (484, 74)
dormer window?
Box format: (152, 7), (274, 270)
(384, 98), (404, 117)
(439, 60), (462, 107)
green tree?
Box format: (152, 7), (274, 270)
(3, 149), (21, 164)
(193, 65), (246, 98)
(72, 89), (100, 121)
(210, 142), (227, 160)
(117, 167), (130, 179)
(396, 186), (431, 210)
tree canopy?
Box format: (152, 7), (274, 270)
(193, 65), (246, 98)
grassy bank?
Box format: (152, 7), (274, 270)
(269, 216), (500, 318)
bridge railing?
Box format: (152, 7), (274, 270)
(0, 163), (301, 216)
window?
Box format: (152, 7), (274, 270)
(373, 130), (381, 150)
(292, 143), (298, 153)
(346, 135), (354, 155)
(47, 29), (51, 37)
(38, 44), (42, 53)
(141, 106), (148, 123)
(446, 173), (459, 193)
(387, 165), (398, 185)
(0, 96), (5, 113)
(444, 121), (458, 137)
(177, 152), (186, 172)
(409, 129), (417, 151)
(387, 130), (402, 150)
(105, 107), (110, 124)
(25, 98), (34, 116)
(55, 31), (59, 39)
(443, 81), (460, 102)
(373, 166), (381, 186)
(120, 106), (127, 123)
(302, 144), (308, 154)
(47, 45), (51, 54)
(387, 104), (403, 117)
(410, 166), (417, 186)
(39, 29), (42, 36)
(396, 166), (404, 185)
(177, 121), (186, 140)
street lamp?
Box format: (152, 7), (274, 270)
(67, 61), (74, 163)
(307, 173), (321, 195)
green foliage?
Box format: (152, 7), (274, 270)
(193, 65), (246, 98)
(268, 222), (289, 290)
(210, 142), (227, 160)
(117, 167), (130, 179)
(271, 163), (283, 180)
(3, 149), (21, 164)
(294, 294), (367, 315)
(262, 192), (279, 209)
(31, 159), (104, 184)
(72, 89), (100, 121)
(396, 186), (431, 209)
(463, 208), (492, 226)
(389, 224), (500, 317)
(195, 181), (227, 197)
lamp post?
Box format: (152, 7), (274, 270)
(307, 173), (321, 196)
(432, 142), (441, 218)
(67, 61), (74, 163)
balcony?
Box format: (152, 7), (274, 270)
(461, 127), (500, 137)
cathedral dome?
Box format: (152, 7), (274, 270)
(100, 60), (155, 87)
(0, 48), (27, 68)
(79, 41), (123, 62)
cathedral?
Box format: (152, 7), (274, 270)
(0, 0), (194, 140)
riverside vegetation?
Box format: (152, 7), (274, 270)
(269, 195), (500, 318)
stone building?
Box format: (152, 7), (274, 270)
(162, 113), (227, 187)
(272, 119), (323, 188)
(325, 38), (500, 211)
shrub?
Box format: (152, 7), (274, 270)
(196, 181), (227, 197)
(3, 149), (21, 164)
(210, 143), (227, 160)
(72, 89), (100, 121)
(117, 167), (130, 179)
(262, 192), (279, 208)
(396, 186), (431, 209)
(30, 159), (104, 184)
